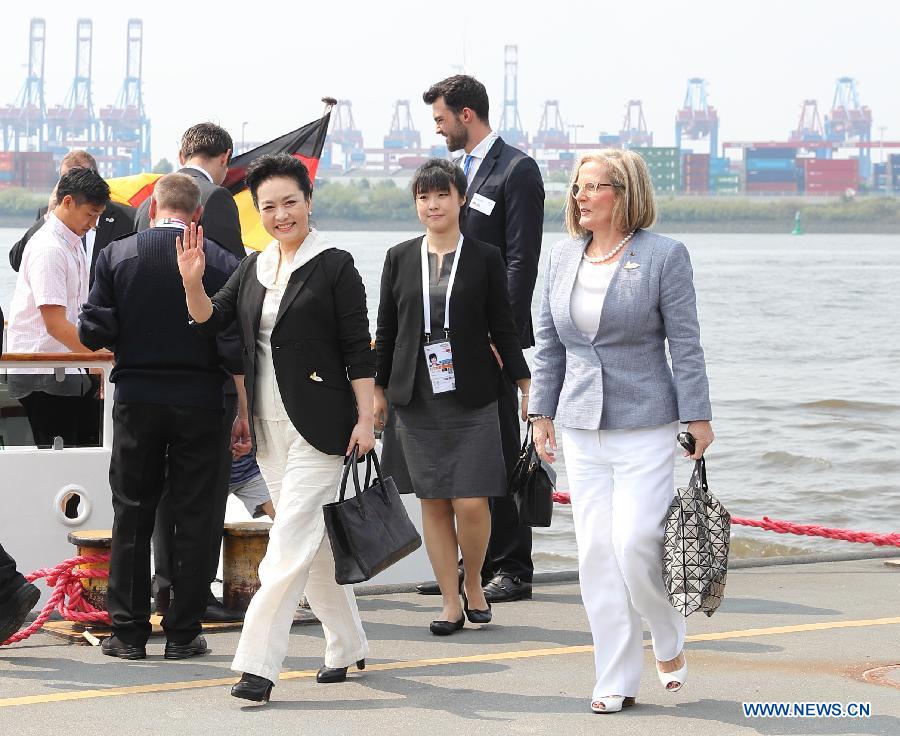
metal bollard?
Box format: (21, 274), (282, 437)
(66, 529), (112, 611)
(222, 522), (271, 611)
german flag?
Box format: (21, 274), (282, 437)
(107, 100), (333, 251)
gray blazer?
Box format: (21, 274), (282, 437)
(530, 229), (711, 430)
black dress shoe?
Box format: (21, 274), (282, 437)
(164, 635), (209, 659)
(483, 574), (532, 603)
(231, 673), (274, 704)
(0, 582), (40, 643)
(429, 615), (465, 636)
(316, 658), (366, 683)
(101, 634), (147, 660)
(462, 593), (492, 624)
(416, 566), (464, 596)
(201, 600), (245, 623)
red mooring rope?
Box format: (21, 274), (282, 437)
(552, 491), (900, 548)
(0, 554), (111, 646)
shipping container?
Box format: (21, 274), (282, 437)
(746, 170), (798, 183)
(745, 158), (797, 172)
(746, 147), (796, 160)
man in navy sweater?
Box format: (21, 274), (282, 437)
(78, 173), (245, 659)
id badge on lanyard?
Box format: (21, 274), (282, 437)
(421, 234), (463, 395)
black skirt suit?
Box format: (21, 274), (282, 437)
(376, 235), (529, 498)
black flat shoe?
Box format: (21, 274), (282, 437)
(462, 593), (492, 624)
(100, 634), (147, 660)
(430, 615), (465, 636)
(316, 658), (366, 683)
(164, 635), (209, 659)
(231, 673), (274, 704)
(0, 582), (40, 643)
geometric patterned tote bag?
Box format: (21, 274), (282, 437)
(663, 456), (731, 617)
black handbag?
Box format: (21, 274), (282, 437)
(507, 423), (556, 528)
(662, 453), (731, 617)
(323, 449), (422, 585)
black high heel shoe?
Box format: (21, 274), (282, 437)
(316, 658), (366, 683)
(429, 615), (465, 636)
(231, 673), (274, 704)
(462, 592), (492, 624)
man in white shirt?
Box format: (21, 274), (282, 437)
(5, 167), (110, 448)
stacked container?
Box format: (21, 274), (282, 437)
(745, 147), (798, 194)
(708, 157), (737, 193)
(890, 154), (900, 192)
(631, 147), (679, 194)
(0, 152), (15, 190)
(873, 162), (887, 192)
(800, 159), (858, 195)
(15, 152), (56, 191)
(681, 152), (709, 193)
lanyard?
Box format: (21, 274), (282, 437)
(421, 234), (464, 340)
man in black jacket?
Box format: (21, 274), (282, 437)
(422, 75), (545, 603)
(8, 150), (135, 284)
(136, 123), (246, 621)
(134, 122), (244, 259)
(78, 173), (244, 659)
(0, 304), (42, 645)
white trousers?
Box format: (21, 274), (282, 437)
(231, 419), (369, 683)
(562, 422), (685, 699)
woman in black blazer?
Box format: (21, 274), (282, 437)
(177, 154), (374, 704)
(375, 159), (530, 635)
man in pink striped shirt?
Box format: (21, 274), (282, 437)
(5, 167), (110, 448)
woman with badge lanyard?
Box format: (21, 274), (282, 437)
(375, 158), (531, 635)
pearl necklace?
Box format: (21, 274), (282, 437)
(582, 230), (635, 264)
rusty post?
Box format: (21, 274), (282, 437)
(66, 529), (112, 611)
(222, 522), (271, 611)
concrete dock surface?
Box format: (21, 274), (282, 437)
(1, 556), (898, 735)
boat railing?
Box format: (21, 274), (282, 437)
(0, 352), (114, 452)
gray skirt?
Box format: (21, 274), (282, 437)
(381, 360), (507, 500)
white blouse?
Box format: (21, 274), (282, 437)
(570, 258), (618, 341)
(253, 230), (332, 421)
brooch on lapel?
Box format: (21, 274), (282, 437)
(105, 217), (115, 222)
(309, 371), (324, 382)
(623, 261), (640, 270)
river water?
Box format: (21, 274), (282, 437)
(2, 228), (898, 571)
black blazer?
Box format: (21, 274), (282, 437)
(8, 200), (136, 284)
(201, 245), (374, 455)
(461, 137), (544, 349)
(375, 235), (529, 408)
(135, 167), (245, 260)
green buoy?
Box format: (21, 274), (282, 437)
(791, 210), (803, 235)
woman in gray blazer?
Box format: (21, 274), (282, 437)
(529, 149), (714, 714)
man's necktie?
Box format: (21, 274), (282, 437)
(463, 154), (474, 178)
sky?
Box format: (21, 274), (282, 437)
(1, 0), (897, 165)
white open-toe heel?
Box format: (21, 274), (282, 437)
(657, 654), (687, 692)
(590, 695), (636, 714)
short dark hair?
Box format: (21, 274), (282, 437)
(56, 167), (110, 207)
(411, 158), (468, 199)
(245, 154), (313, 207)
(423, 75), (490, 122)
(180, 122), (233, 162)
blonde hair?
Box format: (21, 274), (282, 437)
(60, 150), (98, 173)
(564, 149), (657, 238)
(152, 173), (201, 215)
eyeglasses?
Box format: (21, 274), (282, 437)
(571, 181), (618, 198)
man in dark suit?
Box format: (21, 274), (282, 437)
(136, 123), (245, 622)
(78, 173), (243, 659)
(422, 75), (545, 603)
(0, 303), (42, 646)
(134, 122), (244, 259)
(8, 150), (135, 284)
